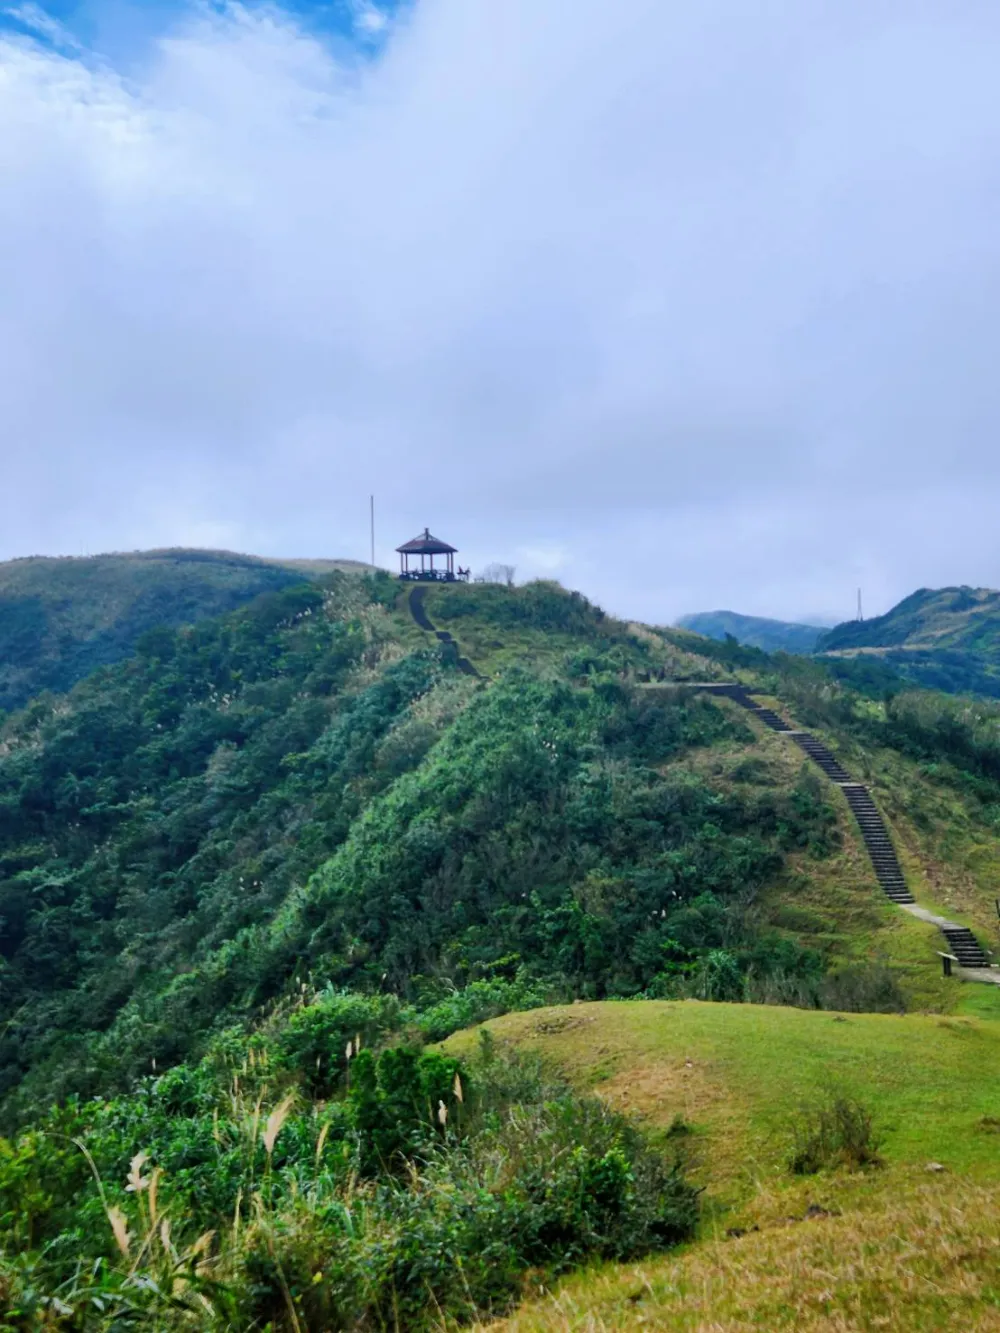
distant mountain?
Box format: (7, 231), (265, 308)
(676, 610), (829, 654)
(0, 548), (369, 712)
(816, 586), (1000, 696)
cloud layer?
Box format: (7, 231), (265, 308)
(2, 0), (1000, 623)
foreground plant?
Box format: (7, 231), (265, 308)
(0, 1041), (698, 1331)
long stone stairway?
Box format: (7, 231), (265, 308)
(693, 682), (993, 972)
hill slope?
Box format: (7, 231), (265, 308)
(817, 586), (1000, 696)
(3, 574), (1000, 1123)
(462, 1000), (1000, 1332)
(2, 578), (1000, 1325)
(677, 610), (828, 654)
(0, 547), (369, 712)
(0, 576), (857, 1122)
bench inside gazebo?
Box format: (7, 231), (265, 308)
(396, 528), (469, 582)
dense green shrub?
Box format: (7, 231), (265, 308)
(0, 1041), (698, 1331)
(431, 580), (606, 635)
(790, 1095), (884, 1174)
(274, 990), (405, 1095)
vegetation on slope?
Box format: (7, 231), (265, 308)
(817, 585), (1000, 696)
(0, 1011), (699, 1329)
(676, 610), (828, 655)
(4, 571), (1000, 1327)
(0, 574), (847, 1126)
(0, 548), (365, 713)
(454, 1000), (1000, 1332)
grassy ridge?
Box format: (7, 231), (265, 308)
(457, 1000), (1000, 1331)
(818, 586), (1000, 696)
(676, 610), (828, 654)
(0, 547), (366, 711)
(446, 1002), (1000, 1196)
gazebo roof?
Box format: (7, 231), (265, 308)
(396, 528), (458, 555)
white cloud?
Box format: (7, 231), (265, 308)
(2, 2), (83, 50)
(515, 543), (570, 578)
(3, 2), (1000, 623)
(352, 2), (388, 36)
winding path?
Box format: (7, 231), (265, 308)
(407, 586), (481, 678)
(693, 683), (997, 979)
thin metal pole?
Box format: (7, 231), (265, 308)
(370, 495), (375, 569)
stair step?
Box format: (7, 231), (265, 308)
(940, 927), (991, 966)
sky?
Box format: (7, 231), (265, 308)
(2, 1), (1000, 626)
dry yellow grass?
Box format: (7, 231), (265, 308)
(484, 1178), (1000, 1331)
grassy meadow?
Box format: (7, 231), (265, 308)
(447, 1000), (1000, 1331)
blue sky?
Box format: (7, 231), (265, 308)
(3, 2), (1000, 624)
(1, 0), (400, 59)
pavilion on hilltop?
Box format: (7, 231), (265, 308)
(396, 528), (469, 582)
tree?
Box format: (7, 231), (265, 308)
(477, 563), (517, 587)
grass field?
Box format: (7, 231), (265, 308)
(444, 1001), (1000, 1330)
(485, 1182), (1000, 1331)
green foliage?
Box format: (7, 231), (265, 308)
(431, 579), (606, 635)
(274, 989), (404, 1095)
(286, 672), (828, 1004)
(0, 548), (352, 713)
(676, 611), (828, 654)
(881, 691), (1000, 784)
(347, 1046), (462, 1175)
(789, 1095), (884, 1174)
(0, 1041), (698, 1331)
(0, 575), (448, 1119)
(414, 974), (558, 1042)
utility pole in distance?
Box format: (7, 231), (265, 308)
(370, 495), (375, 569)
(857, 588), (863, 622)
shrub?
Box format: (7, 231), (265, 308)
(820, 963), (907, 1015)
(415, 975), (558, 1042)
(231, 1044), (699, 1330)
(273, 991), (404, 1096)
(790, 1095), (884, 1174)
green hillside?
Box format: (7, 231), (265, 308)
(676, 609), (828, 654)
(817, 586), (1000, 696)
(0, 547), (369, 712)
(465, 1001), (1000, 1332)
(0, 577), (854, 1123)
(1, 576), (1000, 1326)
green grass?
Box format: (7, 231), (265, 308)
(455, 998), (1000, 1332)
(446, 1001), (1000, 1202)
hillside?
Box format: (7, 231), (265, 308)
(459, 1001), (1000, 1331)
(0, 547), (369, 712)
(3, 576), (1000, 1324)
(817, 586), (1000, 696)
(677, 609), (828, 654)
(0, 576), (860, 1123)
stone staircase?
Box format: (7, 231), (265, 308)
(840, 783), (914, 905)
(695, 682), (994, 972)
(941, 925), (991, 969)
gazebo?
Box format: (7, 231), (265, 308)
(396, 528), (469, 582)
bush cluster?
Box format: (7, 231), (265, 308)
(0, 1034), (698, 1331)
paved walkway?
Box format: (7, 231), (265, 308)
(682, 682), (998, 984)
